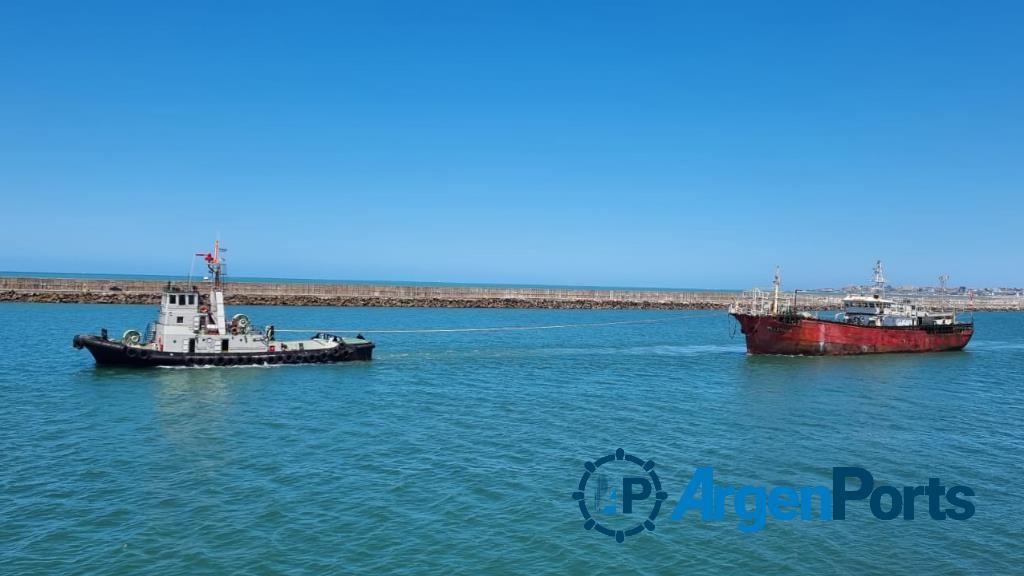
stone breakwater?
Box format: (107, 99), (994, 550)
(0, 291), (724, 310)
(0, 277), (737, 309)
(1, 277), (1020, 311)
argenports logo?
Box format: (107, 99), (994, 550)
(572, 448), (668, 542)
(573, 449), (976, 541)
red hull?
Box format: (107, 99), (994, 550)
(731, 314), (973, 355)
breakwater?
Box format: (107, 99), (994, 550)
(1, 277), (1020, 311)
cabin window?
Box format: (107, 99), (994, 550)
(188, 295), (195, 305)
(221, 339), (229, 352)
(176, 316), (184, 324)
(168, 294), (176, 304)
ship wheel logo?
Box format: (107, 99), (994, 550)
(572, 448), (667, 542)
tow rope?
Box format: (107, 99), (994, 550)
(272, 311), (721, 334)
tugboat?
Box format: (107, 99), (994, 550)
(729, 262), (974, 355)
(73, 242), (374, 367)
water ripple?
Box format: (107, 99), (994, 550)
(0, 305), (1020, 574)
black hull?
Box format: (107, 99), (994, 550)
(73, 335), (373, 367)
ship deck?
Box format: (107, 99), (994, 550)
(770, 314), (973, 333)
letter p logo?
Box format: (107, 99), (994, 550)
(574, 449), (666, 542)
(623, 477), (652, 513)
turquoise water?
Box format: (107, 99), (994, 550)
(1, 303), (1021, 574)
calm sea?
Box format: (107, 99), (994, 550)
(1, 304), (1020, 575)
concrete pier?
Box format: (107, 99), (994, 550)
(0, 276), (1020, 311)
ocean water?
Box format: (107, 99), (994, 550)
(0, 303), (1020, 575)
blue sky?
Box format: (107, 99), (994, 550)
(1, 1), (1021, 289)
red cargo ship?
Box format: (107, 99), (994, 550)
(730, 262), (974, 355)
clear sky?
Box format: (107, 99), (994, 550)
(2, 1), (1021, 289)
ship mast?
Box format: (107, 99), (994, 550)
(873, 260), (886, 298)
(211, 240), (223, 289)
(771, 266), (781, 315)
(939, 273), (950, 316)
(205, 240), (227, 335)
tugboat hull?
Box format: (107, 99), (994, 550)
(731, 314), (973, 356)
(73, 335), (374, 367)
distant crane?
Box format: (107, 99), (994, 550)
(939, 274), (949, 294)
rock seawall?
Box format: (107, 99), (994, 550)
(0, 290), (730, 310)
(1, 277), (1019, 311)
